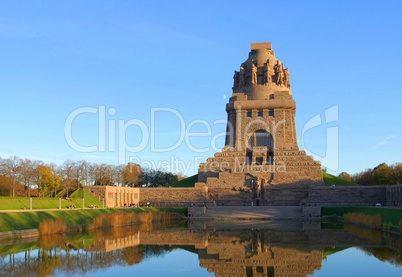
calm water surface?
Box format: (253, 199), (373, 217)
(0, 221), (401, 276)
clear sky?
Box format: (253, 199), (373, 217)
(0, 0), (401, 177)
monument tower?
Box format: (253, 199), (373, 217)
(196, 42), (323, 205)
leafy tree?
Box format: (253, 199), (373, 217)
(352, 169), (373, 185)
(338, 172), (352, 182)
(353, 162), (401, 186)
(35, 165), (60, 197)
(0, 175), (11, 196)
(123, 163), (142, 187)
(372, 163), (393, 185)
(122, 246), (143, 265)
(391, 163), (402, 184)
(141, 168), (179, 187)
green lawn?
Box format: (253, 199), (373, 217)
(169, 174), (198, 187)
(0, 207), (187, 232)
(0, 189), (102, 210)
(322, 207), (402, 225)
(323, 172), (356, 186)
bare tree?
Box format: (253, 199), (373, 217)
(114, 164), (125, 187)
(19, 158), (40, 197)
(60, 160), (76, 197)
(90, 163), (114, 186)
(0, 156), (21, 196)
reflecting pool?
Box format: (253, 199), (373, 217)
(0, 220), (401, 276)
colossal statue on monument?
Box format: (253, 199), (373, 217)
(196, 42), (324, 205)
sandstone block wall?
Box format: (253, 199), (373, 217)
(85, 184), (402, 209)
(264, 184), (310, 206)
(303, 186), (387, 207)
(386, 186), (402, 206)
(138, 187), (209, 206)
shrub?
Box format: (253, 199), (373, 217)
(39, 219), (67, 235)
(87, 211), (182, 230)
(399, 220), (402, 233)
(383, 222), (394, 231)
(344, 212), (382, 229)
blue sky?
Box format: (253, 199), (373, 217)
(0, 0), (401, 176)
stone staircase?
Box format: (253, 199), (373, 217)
(191, 206), (302, 219)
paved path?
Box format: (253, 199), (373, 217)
(0, 208), (105, 213)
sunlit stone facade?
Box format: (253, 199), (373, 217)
(197, 42), (323, 196)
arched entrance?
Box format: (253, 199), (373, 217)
(246, 130), (274, 165)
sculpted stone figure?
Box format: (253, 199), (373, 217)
(233, 70), (239, 89)
(251, 63), (257, 85)
(283, 68), (290, 88)
(239, 66), (245, 86)
(264, 59), (270, 85)
(274, 61), (283, 85)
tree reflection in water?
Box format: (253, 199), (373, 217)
(0, 221), (401, 276)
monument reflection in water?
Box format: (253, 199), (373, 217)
(0, 221), (401, 276)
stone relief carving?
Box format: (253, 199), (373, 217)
(283, 68), (290, 88)
(274, 61), (284, 85)
(222, 145), (235, 152)
(232, 59), (289, 89)
(233, 70), (239, 89)
(251, 63), (257, 85)
(264, 59), (270, 85)
(239, 66), (245, 86)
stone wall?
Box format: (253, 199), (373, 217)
(303, 186), (388, 207)
(264, 184), (310, 206)
(85, 184), (402, 209)
(138, 187), (209, 206)
(386, 186), (402, 206)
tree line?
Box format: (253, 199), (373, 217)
(337, 162), (402, 185)
(0, 156), (185, 197)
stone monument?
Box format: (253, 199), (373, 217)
(195, 42), (323, 205)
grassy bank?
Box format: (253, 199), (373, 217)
(170, 174), (198, 187)
(322, 207), (402, 225)
(322, 172), (356, 186)
(0, 189), (102, 210)
(0, 207), (187, 232)
(322, 207), (402, 232)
